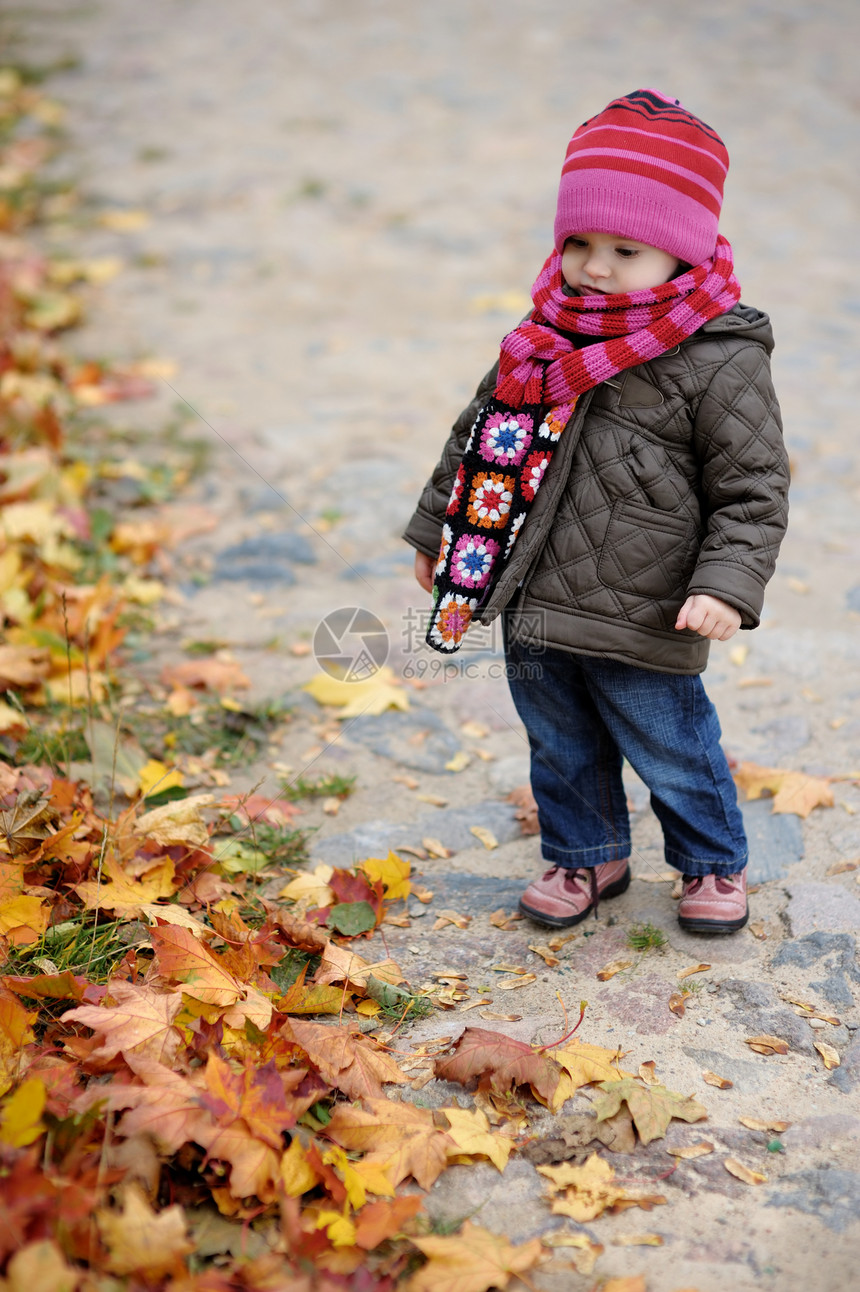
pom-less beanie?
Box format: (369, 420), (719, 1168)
(554, 88), (729, 266)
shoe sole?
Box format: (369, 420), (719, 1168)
(677, 910), (749, 934)
(518, 865), (631, 928)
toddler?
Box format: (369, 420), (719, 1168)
(404, 89), (789, 933)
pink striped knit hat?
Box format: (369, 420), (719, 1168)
(554, 89), (729, 266)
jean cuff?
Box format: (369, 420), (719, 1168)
(542, 842), (631, 868)
(666, 850), (748, 878)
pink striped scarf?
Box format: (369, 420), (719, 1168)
(496, 234), (740, 407)
(424, 237), (739, 654)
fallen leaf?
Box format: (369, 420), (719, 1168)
(354, 1196), (424, 1250)
(602, 1280), (647, 1292)
(633, 870), (676, 883)
(553, 1040), (630, 1102)
(813, 1041), (840, 1070)
(442, 1105), (516, 1172)
(3, 1239), (79, 1292)
(444, 751), (471, 772)
(638, 1061), (658, 1085)
(423, 837), (453, 859)
(613, 1233), (664, 1246)
(723, 1157), (767, 1185)
(283, 1019), (409, 1101)
(736, 676), (773, 689)
(738, 1116), (791, 1132)
(529, 944), (560, 967)
(76, 854), (177, 916)
(433, 908), (471, 929)
(62, 981), (184, 1064)
(304, 667), (409, 717)
(408, 1220), (543, 1292)
(669, 991), (691, 1017)
(417, 793), (448, 807)
(470, 825), (498, 850)
(780, 993), (840, 1024)
(596, 958), (633, 981)
(492, 963), (527, 974)
(826, 858), (860, 875)
(593, 1078), (707, 1146)
(507, 785), (539, 835)
(150, 926), (243, 1007)
(733, 761), (834, 818)
(702, 1070), (733, 1090)
(412, 883), (434, 903)
(161, 657), (249, 694)
(97, 1182), (194, 1277)
(495, 974), (537, 991)
(678, 963), (711, 980)
(480, 1011), (521, 1022)
(326, 1097), (452, 1190)
(0, 789), (59, 857)
(745, 1035), (789, 1056)
(749, 920), (768, 940)
(490, 909), (522, 930)
(434, 1026), (561, 1106)
(540, 1232), (604, 1275)
(133, 793), (214, 848)
(667, 1141), (714, 1159)
(0, 1076), (46, 1148)
(0, 644), (51, 690)
(538, 1153), (665, 1221)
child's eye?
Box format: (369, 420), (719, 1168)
(568, 237), (588, 248)
(616, 248), (638, 258)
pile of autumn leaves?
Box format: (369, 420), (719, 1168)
(0, 761), (716, 1290)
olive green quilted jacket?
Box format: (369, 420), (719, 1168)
(403, 304), (790, 674)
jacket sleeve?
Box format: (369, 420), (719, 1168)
(686, 342), (790, 628)
(401, 363), (499, 558)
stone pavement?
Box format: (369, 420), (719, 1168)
(36, 0), (860, 1287)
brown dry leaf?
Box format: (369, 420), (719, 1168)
(633, 869), (676, 883)
(597, 958), (633, 981)
(495, 974), (537, 991)
(161, 657), (249, 694)
(638, 1061), (658, 1085)
(417, 793), (448, 807)
(538, 1153), (665, 1222)
(408, 1220), (544, 1292)
(666, 987), (686, 1018)
(284, 1020), (409, 1102)
(97, 1183), (193, 1278)
(434, 1026), (561, 1106)
(702, 1070), (733, 1090)
(490, 908), (522, 931)
(613, 1234), (664, 1246)
(745, 1034), (789, 1055)
(826, 858), (859, 875)
(507, 785), (539, 835)
(724, 1157), (767, 1185)
(62, 981), (184, 1066)
(667, 1141), (714, 1159)
(460, 720), (489, 739)
(781, 993), (840, 1024)
(601, 1280), (647, 1292)
(738, 1116), (791, 1132)
(480, 1011), (522, 1022)
(469, 825), (498, 850)
(433, 969), (467, 981)
(813, 1041), (841, 1070)
(0, 644), (51, 690)
(749, 920), (768, 940)
(529, 944), (560, 968)
(460, 999), (493, 1012)
(442, 1105), (516, 1172)
(412, 883), (434, 903)
(736, 676), (773, 689)
(423, 837), (453, 859)
(541, 1232), (604, 1275)
(393, 774), (419, 790)
(0, 790), (60, 857)
(433, 908), (471, 930)
(678, 963), (711, 980)
(493, 962), (527, 974)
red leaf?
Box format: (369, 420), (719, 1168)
(434, 1027), (561, 1105)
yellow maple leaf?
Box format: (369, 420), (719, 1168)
(733, 761), (833, 818)
(408, 1220), (544, 1292)
(0, 893), (49, 944)
(3, 1240), (78, 1292)
(442, 1105), (515, 1172)
(303, 666), (410, 717)
(279, 863), (335, 908)
(138, 760), (184, 798)
(76, 854), (177, 916)
(538, 1152), (665, 1222)
(0, 1076), (46, 1148)
(360, 851), (411, 901)
(281, 1136), (320, 1197)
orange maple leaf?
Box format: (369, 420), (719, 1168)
(62, 981), (184, 1066)
(282, 1019), (409, 1101)
(150, 924), (244, 1007)
(434, 1027), (562, 1106)
(326, 1097), (453, 1191)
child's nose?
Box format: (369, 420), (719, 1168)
(583, 250), (610, 279)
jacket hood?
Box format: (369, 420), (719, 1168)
(699, 302), (774, 353)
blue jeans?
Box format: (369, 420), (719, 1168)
(504, 629), (748, 877)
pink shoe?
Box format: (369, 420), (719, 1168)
(678, 869), (748, 933)
(518, 858), (631, 928)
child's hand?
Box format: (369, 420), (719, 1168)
(675, 594), (741, 641)
(414, 551), (435, 593)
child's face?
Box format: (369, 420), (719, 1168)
(562, 233), (680, 296)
